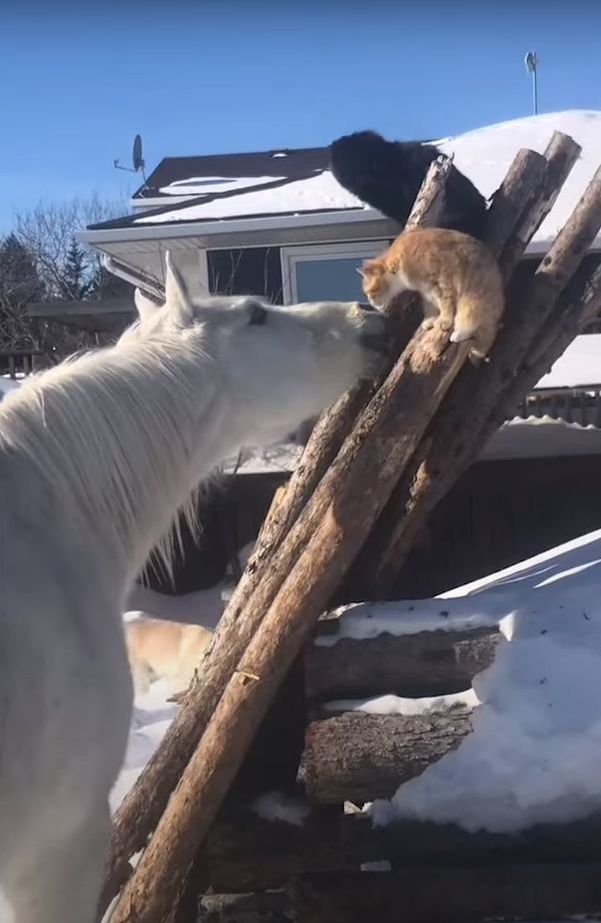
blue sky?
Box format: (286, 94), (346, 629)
(1, 0), (601, 231)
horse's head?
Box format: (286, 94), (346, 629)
(131, 251), (391, 447)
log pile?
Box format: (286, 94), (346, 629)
(100, 132), (601, 923)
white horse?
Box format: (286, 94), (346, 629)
(0, 252), (388, 923)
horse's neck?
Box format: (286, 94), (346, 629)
(2, 337), (228, 583)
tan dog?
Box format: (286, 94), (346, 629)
(125, 617), (213, 697)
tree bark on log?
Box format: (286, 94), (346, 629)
(305, 626), (499, 703)
(207, 807), (343, 894)
(206, 808), (601, 893)
(302, 710), (472, 804)
(198, 891), (293, 923)
(99, 157), (455, 917)
(357, 135), (601, 597)
(290, 863), (601, 923)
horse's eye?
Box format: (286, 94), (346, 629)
(248, 303), (268, 326)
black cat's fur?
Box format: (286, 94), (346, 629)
(330, 130), (487, 240)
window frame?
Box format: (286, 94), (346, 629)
(280, 240), (389, 305)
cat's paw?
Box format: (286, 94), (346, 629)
(421, 318), (436, 331)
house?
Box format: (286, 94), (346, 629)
(77, 110), (601, 597)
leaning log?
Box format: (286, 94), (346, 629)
(100, 156), (455, 916)
(302, 710), (472, 804)
(305, 623), (499, 703)
(290, 864), (601, 923)
(357, 134), (600, 597)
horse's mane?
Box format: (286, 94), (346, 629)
(0, 327), (216, 577)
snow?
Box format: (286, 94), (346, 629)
(250, 790), (310, 827)
(437, 110), (601, 249)
(325, 689), (478, 716)
(110, 680), (177, 813)
(0, 376), (21, 397)
(367, 529), (601, 834)
(535, 333), (601, 389)
(315, 599), (500, 648)
(479, 415), (601, 461)
(159, 175), (286, 196)
(136, 110), (601, 252)
(136, 169), (365, 224)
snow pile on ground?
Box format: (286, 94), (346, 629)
(0, 376), (21, 398)
(364, 529), (601, 833)
(110, 679), (177, 813)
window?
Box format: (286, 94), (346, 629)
(280, 241), (388, 305)
(207, 247), (283, 302)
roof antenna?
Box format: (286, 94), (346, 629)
(114, 134), (147, 183)
(524, 51), (539, 116)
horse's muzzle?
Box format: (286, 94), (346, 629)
(358, 307), (393, 357)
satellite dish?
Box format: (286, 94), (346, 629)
(133, 134), (144, 172)
(114, 134), (147, 181)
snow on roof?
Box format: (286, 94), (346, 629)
(132, 146), (329, 201)
(158, 175), (286, 196)
(437, 110), (601, 247)
(535, 332), (601, 389)
(136, 169), (365, 225)
(96, 110), (601, 246)
(480, 415), (601, 461)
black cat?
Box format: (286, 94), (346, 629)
(330, 130), (487, 240)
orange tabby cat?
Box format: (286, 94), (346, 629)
(360, 228), (504, 360)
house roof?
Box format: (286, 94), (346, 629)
(86, 110), (601, 251)
(536, 334), (601, 390)
(132, 146), (330, 201)
(220, 414), (601, 475)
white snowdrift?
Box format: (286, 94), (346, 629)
(365, 530), (601, 833)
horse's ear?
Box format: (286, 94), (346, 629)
(134, 288), (161, 321)
(164, 251), (195, 324)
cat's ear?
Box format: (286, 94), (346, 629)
(358, 259), (378, 278)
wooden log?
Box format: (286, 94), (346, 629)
(305, 625), (499, 703)
(99, 157), (455, 917)
(290, 864), (601, 923)
(342, 810), (601, 869)
(207, 806), (343, 893)
(198, 891), (293, 923)
(206, 808), (601, 892)
(359, 135), (601, 597)
(302, 710), (472, 804)
(207, 810), (601, 897)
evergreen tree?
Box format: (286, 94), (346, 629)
(62, 238), (96, 300)
(0, 235), (44, 349)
